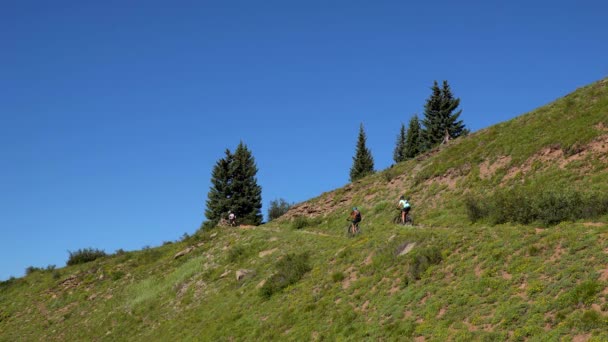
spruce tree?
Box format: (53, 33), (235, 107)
(393, 123), (407, 163)
(421, 80), (467, 148)
(421, 81), (444, 149)
(230, 142), (263, 225)
(404, 115), (423, 158)
(204, 142), (263, 227)
(350, 123), (375, 182)
(438, 80), (468, 139)
(205, 149), (234, 225)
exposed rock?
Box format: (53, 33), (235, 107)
(258, 248), (278, 258)
(396, 242), (416, 256)
(236, 269), (255, 282)
(173, 246), (195, 259)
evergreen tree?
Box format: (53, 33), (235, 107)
(230, 142), (263, 225)
(204, 142), (263, 227)
(205, 149), (234, 225)
(404, 115), (423, 158)
(393, 123), (407, 163)
(350, 123), (375, 182)
(421, 80), (467, 148)
(438, 80), (468, 139)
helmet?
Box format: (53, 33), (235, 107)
(353, 207), (358, 211)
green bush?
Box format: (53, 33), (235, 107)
(464, 195), (488, 222)
(66, 248), (107, 266)
(465, 187), (608, 226)
(227, 245), (248, 263)
(557, 280), (601, 309)
(0, 277), (16, 289)
(291, 216), (318, 230)
(332, 272), (345, 282)
(577, 310), (603, 330)
(404, 246), (442, 281)
(201, 220), (218, 231)
(260, 252), (311, 299)
(267, 198), (292, 221)
(25, 266), (43, 275)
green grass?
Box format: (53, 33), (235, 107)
(2, 77), (608, 341)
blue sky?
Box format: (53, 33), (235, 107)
(1, 1), (607, 280)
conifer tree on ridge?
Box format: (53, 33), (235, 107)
(405, 115), (423, 159)
(350, 123), (375, 182)
(421, 80), (467, 149)
(205, 142), (263, 227)
(205, 149), (234, 226)
(393, 123), (407, 163)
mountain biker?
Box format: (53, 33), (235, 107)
(228, 212), (236, 227)
(349, 207), (362, 235)
(398, 195), (411, 224)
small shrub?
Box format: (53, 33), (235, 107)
(227, 245), (248, 263)
(0, 310), (10, 323)
(404, 246), (442, 281)
(332, 272), (345, 282)
(66, 248), (107, 266)
(0, 277), (16, 289)
(464, 195), (488, 222)
(558, 280), (601, 308)
(383, 168), (400, 183)
(527, 245), (541, 256)
(570, 310), (603, 330)
(267, 198), (292, 221)
(201, 220), (218, 231)
(111, 271), (125, 281)
(563, 143), (584, 157)
(25, 266), (43, 275)
(291, 216), (310, 230)
(260, 252), (311, 299)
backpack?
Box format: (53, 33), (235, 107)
(354, 210), (361, 220)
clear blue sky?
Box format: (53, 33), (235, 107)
(1, 1), (606, 280)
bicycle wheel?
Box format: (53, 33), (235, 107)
(405, 214), (414, 226)
(346, 224), (354, 237)
(394, 212), (407, 225)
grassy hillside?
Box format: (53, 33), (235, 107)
(1, 78), (607, 341)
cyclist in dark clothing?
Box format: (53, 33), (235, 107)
(349, 207), (362, 235)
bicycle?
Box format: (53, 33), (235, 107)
(346, 219), (361, 237)
(393, 209), (414, 226)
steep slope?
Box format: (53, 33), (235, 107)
(282, 77), (608, 227)
(1, 78), (607, 341)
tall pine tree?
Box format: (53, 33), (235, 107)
(230, 142), (263, 225)
(421, 81), (443, 149)
(438, 81), (468, 139)
(393, 123), (407, 163)
(404, 115), (423, 158)
(205, 149), (234, 225)
(350, 123), (375, 182)
(204, 142), (263, 227)
(421, 80), (467, 149)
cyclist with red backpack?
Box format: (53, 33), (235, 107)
(348, 207), (362, 236)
